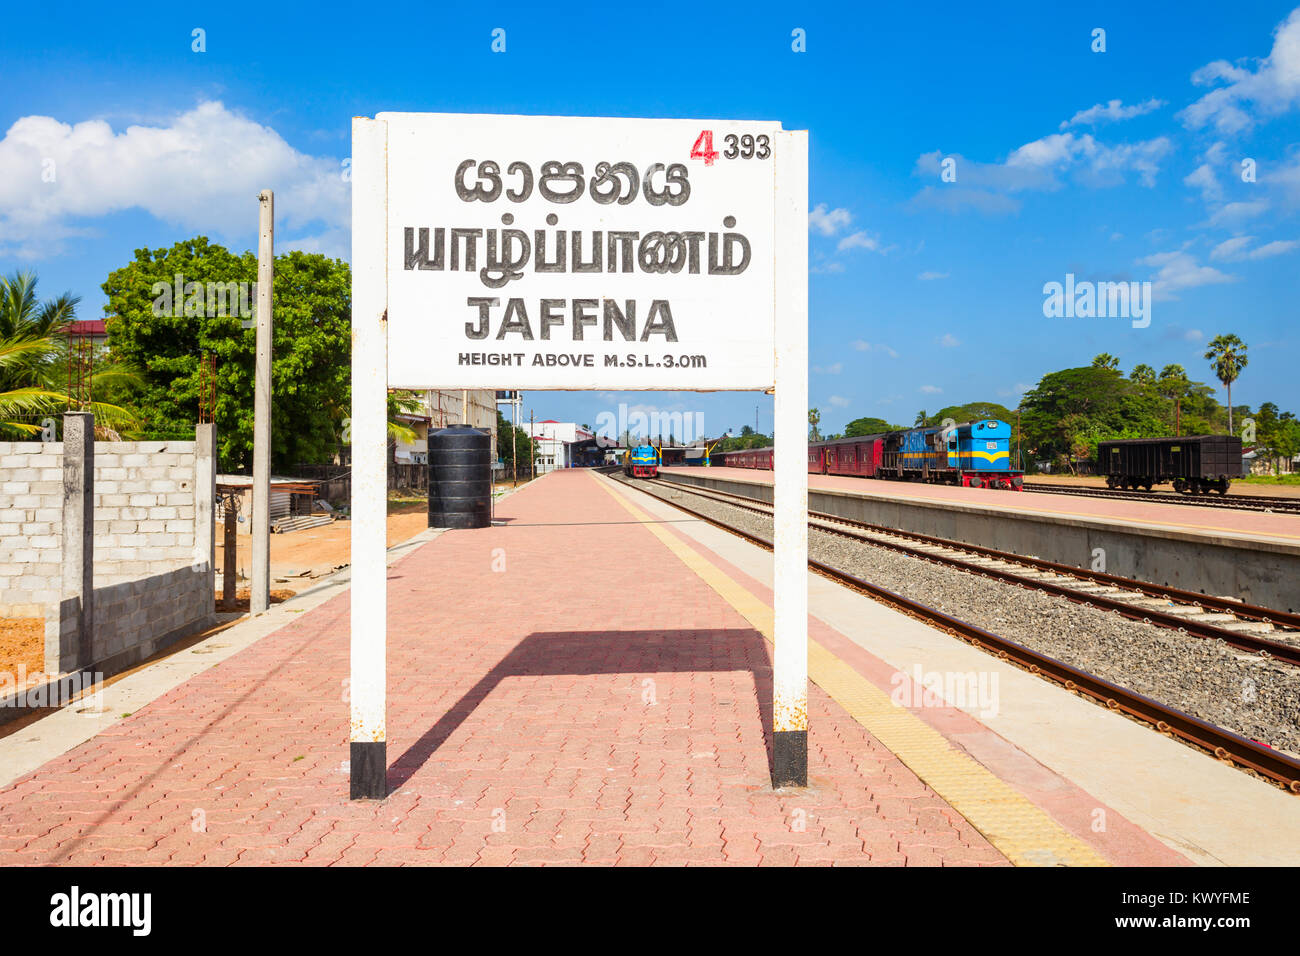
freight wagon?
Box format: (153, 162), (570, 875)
(1096, 435), (1243, 494)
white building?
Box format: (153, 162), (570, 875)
(393, 389), (498, 464)
(523, 420), (593, 473)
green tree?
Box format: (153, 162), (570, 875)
(1130, 363), (1156, 386)
(0, 271), (136, 436)
(844, 416), (897, 437)
(103, 237), (351, 471)
(496, 410), (533, 478)
(1204, 334), (1248, 435)
(808, 407), (821, 441)
(914, 409), (928, 426)
(931, 401), (1015, 425)
(1092, 353), (1120, 370)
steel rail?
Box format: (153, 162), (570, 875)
(654, 475), (1300, 660)
(1022, 481), (1300, 514)
(615, 473), (1300, 792)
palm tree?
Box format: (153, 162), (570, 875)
(0, 272), (80, 435)
(808, 407), (821, 442)
(0, 271), (137, 437)
(914, 409), (928, 426)
(1204, 334), (1248, 435)
(1130, 363), (1156, 386)
(0, 271), (78, 340)
(1092, 353), (1120, 370)
(1158, 364), (1190, 437)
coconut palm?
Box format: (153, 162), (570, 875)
(1092, 353), (1120, 370)
(1130, 363), (1156, 386)
(808, 407), (821, 441)
(1204, 334), (1248, 435)
(0, 271), (137, 437)
(1158, 364), (1190, 436)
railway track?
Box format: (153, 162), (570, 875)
(612, 471), (1300, 793)
(1022, 481), (1300, 514)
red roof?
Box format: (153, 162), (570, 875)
(65, 320), (107, 336)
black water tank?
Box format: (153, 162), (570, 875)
(428, 424), (491, 529)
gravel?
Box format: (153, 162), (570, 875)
(628, 477), (1300, 757)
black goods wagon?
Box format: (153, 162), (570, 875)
(1096, 435), (1243, 495)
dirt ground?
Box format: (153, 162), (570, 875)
(1027, 473), (1300, 498)
(1, 493), (484, 689)
(218, 500), (431, 592)
(0, 619), (45, 689)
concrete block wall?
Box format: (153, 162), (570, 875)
(84, 438), (213, 673)
(0, 423), (216, 680)
(0, 442), (65, 620)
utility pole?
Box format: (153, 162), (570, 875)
(511, 393), (518, 487)
(530, 411), (535, 476)
(1015, 406), (1021, 470)
(251, 189), (274, 614)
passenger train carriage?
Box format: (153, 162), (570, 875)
(718, 420), (1023, 490)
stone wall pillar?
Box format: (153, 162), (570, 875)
(60, 412), (94, 671)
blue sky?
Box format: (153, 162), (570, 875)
(3, 1), (1299, 438)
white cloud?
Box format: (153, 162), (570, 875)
(813, 362), (843, 374)
(907, 185), (1021, 215)
(1185, 329), (1205, 342)
(1209, 235), (1300, 260)
(1060, 97), (1166, 130)
(809, 203), (852, 236)
(837, 230), (883, 253)
(0, 100), (348, 258)
(917, 270), (950, 280)
(828, 395), (850, 408)
(1184, 163), (1223, 201)
(938, 333), (960, 347)
(911, 132), (1172, 210)
(810, 261), (845, 274)
(852, 340), (898, 359)
(1180, 8), (1300, 134)
(919, 385), (943, 395)
(1203, 199), (1271, 227)
(1138, 249), (1237, 299)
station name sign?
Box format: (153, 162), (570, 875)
(378, 112), (781, 391)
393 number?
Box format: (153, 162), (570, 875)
(689, 130), (771, 165)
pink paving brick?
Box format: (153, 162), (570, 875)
(0, 469), (1025, 866)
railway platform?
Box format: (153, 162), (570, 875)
(0, 469), (1291, 865)
(660, 466), (1300, 612)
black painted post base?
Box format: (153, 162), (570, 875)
(350, 741), (388, 799)
(772, 730), (808, 788)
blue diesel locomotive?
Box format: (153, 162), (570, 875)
(623, 444), (660, 478)
(716, 419), (1023, 490)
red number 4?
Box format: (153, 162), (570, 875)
(690, 130), (719, 166)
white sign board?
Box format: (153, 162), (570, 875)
(379, 112), (781, 391)
(348, 112), (808, 799)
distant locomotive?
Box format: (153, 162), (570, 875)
(1096, 435), (1242, 494)
(716, 420), (1024, 490)
(623, 444), (660, 478)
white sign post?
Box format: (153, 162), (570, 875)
(350, 113), (808, 797)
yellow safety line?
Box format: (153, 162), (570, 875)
(596, 473), (1109, 867)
